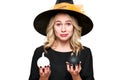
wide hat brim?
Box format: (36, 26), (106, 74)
(34, 8), (93, 36)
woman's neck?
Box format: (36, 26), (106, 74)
(51, 40), (72, 52)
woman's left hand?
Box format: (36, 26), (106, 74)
(66, 62), (82, 79)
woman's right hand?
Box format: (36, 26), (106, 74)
(39, 66), (51, 80)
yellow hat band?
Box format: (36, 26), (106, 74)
(53, 2), (85, 14)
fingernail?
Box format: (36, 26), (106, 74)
(70, 64), (73, 66)
(47, 65), (50, 67)
(79, 61), (82, 64)
(40, 66), (42, 68)
(66, 62), (70, 65)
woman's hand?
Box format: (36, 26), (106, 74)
(39, 66), (51, 80)
(66, 62), (82, 80)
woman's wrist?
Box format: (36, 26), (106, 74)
(39, 77), (49, 80)
(72, 75), (82, 80)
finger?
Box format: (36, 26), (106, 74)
(77, 64), (82, 72)
(45, 65), (51, 74)
(75, 64), (79, 71)
(39, 66), (43, 73)
(70, 64), (74, 71)
(39, 67), (45, 76)
(74, 64), (81, 74)
(66, 62), (70, 71)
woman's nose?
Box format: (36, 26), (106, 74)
(61, 25), (66, 32)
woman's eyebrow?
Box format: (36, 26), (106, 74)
(65, 20), (72, 22)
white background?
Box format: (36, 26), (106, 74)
(0, 0), (120, 80)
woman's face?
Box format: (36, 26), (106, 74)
(54, 13), (74, 42)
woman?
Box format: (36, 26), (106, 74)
(29, 0), (94, 80)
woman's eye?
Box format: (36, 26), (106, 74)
(66, 23), (72, 26)
(56, 23), (61, 26)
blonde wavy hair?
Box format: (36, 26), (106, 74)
(44, 13), (83, 55)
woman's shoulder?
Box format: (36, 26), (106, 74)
(33, 45), (44, 57)
(35, 45), (44, 50)
(83, 46), (91, 50)
(79, 46), (93, 61)
(81, 46), (92, 55)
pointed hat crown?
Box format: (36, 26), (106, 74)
(56, 0), (73, 4)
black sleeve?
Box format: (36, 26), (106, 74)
(80, 47), (95, 80)
(29, 46), (44, 80)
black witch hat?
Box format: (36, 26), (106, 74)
(34, 0), (93, 36)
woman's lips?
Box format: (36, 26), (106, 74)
(60, 34), (68, 37)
